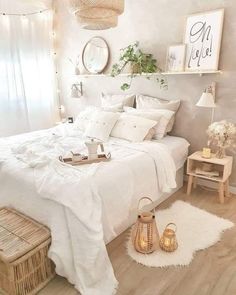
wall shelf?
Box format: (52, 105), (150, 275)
(73, 70), (222, 78)
(163, 70), (222, 76)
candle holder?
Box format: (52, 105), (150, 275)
(159, 223), (178, 252)
(131, 197), (159, 254)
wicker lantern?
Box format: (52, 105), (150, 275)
(69, 0), (124, 30)
(131, 197), (159, 254)
(159, 223), (178, 252)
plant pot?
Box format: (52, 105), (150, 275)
(130, 63), (141, 74)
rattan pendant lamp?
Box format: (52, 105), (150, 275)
(69, 0), (124, 30)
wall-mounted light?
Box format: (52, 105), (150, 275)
(196, 82), (216, 123)
(71, 82), (83, 98)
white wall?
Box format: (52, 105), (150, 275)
(55, 0), (236, 186)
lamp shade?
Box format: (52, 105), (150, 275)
(76, 14), (118, 30)
(196, 92), (216, 108)
(69, 0), (124, 30)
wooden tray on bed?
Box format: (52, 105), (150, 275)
(59, 153), (111, 166)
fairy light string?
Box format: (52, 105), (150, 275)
(0, 8), (61, 120)
(1, 6), (62, 118)
(0, 8), (50, 17)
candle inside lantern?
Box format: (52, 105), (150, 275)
(132, 197), (160, 254)
(159, 223), (178, 252)
(140, 236), (148, 250)
(163, 238), (170, 247)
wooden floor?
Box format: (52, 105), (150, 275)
(39, 184), (236, 295)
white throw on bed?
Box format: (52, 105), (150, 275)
(0, 124), (178, 295)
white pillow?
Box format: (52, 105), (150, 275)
(124, 107), (175, 139)
(84, 111), (120, 142)
(111, 113), (157, 142)
(101, 93), (135, 112)
(144, 127), (156, 141)
(74, 106), (99, 131)
(102, 103), (123, 112)
(136, 95), (180, 132)
(136, 95), (180, 111)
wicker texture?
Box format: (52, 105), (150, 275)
(0, 208), (55, 295)
(70, 0), (124, 15)
(131, 197), (160, 254)
(76, 14), (118, 29)
(70, 0), (124, 29)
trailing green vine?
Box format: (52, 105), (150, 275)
(111, 41), (167, 91)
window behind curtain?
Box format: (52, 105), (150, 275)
(0, 6), (58, 137)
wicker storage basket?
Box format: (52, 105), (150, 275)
(0, 208), (55, 295)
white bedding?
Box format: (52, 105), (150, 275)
(0, 124), (189, 295)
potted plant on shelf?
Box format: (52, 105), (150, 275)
(111, 41), (167, 91)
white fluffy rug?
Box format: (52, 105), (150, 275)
(127, 200), (234, 267)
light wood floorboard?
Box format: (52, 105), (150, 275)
(39, 184), (236, 295)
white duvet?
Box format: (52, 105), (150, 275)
(0, 124), (177, 295)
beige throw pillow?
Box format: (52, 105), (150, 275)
(124, 107), (174, 139)
(111, 113), (157, 142)
(136, 95), (180, 132)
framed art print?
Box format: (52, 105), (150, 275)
(184, 9), (224, 71)
(166, 44), (186, 72)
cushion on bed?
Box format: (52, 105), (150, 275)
(84, 111), (120, 142)
(136, 95), (180, 132)
(144, 127), (156, 141)
(111, 113), (157, 142)
(124, 107), (174, 139)
(136, 95), (180, 111)
(74, 106), (99, 131)
(101, 93), (135, 112)
(102, 103), (123, 112)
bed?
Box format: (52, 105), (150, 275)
(0, 124), (189, 295)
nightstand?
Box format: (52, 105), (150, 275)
(187, 151), (233, 204)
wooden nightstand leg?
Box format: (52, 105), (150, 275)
(219, 182), (225, 204)
(187, 175), (193, 196)
(224, 179), (231, 198)
(193, 176), (197, 189)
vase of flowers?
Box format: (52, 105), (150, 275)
(206, 120), (236, 159)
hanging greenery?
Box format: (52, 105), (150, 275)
(111, 41), (167, 91)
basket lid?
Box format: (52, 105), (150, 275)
(0, 208), (51, 263)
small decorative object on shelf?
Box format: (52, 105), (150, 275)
(131, 197), (159, 254)
(166, 44), (186, 72)
(207, 120), (236, 159)
(159, 223), (178, 252)
(202, 162), (213, 172)
(202, 147), (212, 158)
(111, 41), (167, 91)
(69, 55), (80, 75)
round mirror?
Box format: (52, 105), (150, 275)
(82, 37), (109, 74)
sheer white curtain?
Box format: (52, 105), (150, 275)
(0, 1), (58, 136)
